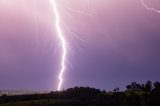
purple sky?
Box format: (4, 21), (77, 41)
(0, 0), (160, 91)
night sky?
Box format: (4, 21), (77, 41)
(0, 0), (160, 91)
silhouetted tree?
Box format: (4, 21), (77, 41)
(144, 81), (152, 92)
(126, 82), (142, 91)
(152, 81), (160, 94)
(113, 87), (120, 92)
(126, 85), (132, 90)
(154, 81), (160, 90)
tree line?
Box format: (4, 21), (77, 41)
(0, 81), (160, 106)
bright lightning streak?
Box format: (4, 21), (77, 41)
(49, 0), (67, 91)
(140, 0), (160, 13)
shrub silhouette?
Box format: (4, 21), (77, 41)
(0, 81), (160, 106)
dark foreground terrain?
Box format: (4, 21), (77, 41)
(0, 81), (160, 106)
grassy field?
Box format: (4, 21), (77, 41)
(0, 99), (78, 106)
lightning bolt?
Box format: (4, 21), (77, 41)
(140, 0), (160, 13)
(49, 0), (67, 91)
